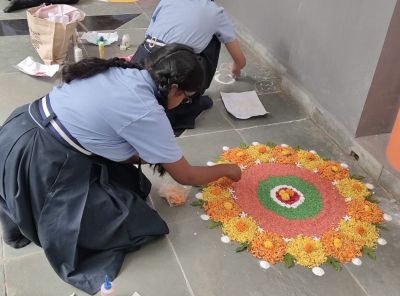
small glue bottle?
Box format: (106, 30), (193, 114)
(98, 36), (105, 59)
(100, 275), (115, 296)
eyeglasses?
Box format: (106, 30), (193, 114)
(182, 91), (193, 104)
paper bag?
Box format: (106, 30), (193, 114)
(27, 4), (85, 65)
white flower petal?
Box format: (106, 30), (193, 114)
(195, 193), (203, 200)
(377, 238), (387, 246)
(206, 161), (215, 166)
(365, 183), (375, 190)
(309, 150), (317, 154)
(312, 267), (325, 276)
(222, 146), (230, 151)
(281, 144), (289, 147)
(221, 235), (230, 243)
(340, 163), (349, 169)
(352, 258), (362, 266)
(383, 213), (393, 221)
(252, 142), (260, 146)
(200, 214), (210, 221)
(259, 260), (271, 269)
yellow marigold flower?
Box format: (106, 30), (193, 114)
(247, 145), (273, 163)
(318, 161), (349, 181)
(296, 150), (322, 171)
(221, 147), (255, 167)
(336, 179), (370, 200)
(272, 146), (298, 164)
(347, 200), (384, 224)
(202, 185), (231, 201)
(222, 217), (258, 243)
(204, 198), (241, 222)
(250, 232), (287, 264)
(287, 236), (327, 268)
(321, 231), (362, 262)
(339, 219), (379, 248)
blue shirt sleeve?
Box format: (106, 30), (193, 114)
(215, 6), (236, 44)
(118, 108), (183, 164)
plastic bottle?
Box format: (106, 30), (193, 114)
(120, 33), (130, 50)
(74, 45), (83, 62)
(98, 36), (105, 59)
(100, 275), (115, 296)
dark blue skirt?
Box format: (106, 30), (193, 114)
(0, 103), (169, 294)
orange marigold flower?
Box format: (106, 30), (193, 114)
(272, 146), (298, 164)
(204, 198), (241, 223)
(318, 161), (349, 181)
(250, 232), (287, 264)
(208, 177), (234, 189)
(321, 231), (362, 262)
(222, 148), (255, 167)
(347, 200), (384, 224)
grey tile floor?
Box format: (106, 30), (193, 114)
(0, 0), (400, 295)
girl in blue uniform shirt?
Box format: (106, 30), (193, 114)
(0, 43), (241, 295)
(133, 0), (246, 130)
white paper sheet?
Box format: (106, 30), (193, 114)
(15, 56), (60, 77)
(220, 90), (268, 119)
(80, 31), (119, 45)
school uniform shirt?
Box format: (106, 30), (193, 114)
(145, 0), (236, 53)
(49, 68), (182, 164)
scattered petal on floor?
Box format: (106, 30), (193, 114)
(200, 214), (210, 221)
(259, 260), (271, 269)
(312, 267), (325, 276)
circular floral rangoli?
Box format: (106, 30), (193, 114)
(195, 143), (391, 275)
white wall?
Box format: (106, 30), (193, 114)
(218, 0), (397, 136)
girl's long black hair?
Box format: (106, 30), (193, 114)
(62, 43), (206, 108)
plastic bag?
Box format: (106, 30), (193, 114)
(158, 175), (190, 207)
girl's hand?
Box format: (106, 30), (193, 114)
(225, 164), (242, 182)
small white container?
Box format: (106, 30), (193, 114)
(74, 45), (83, 63)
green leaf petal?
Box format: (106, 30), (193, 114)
(351, 174), (366, 181)
(265, 142), (277, 148)
(362, 246), (376, 260)
(191, 199), (205, 207)
(293, 145), (301, 151)
(208, 221), (222, 229)
(235, 242), (249, 253)
(374, 223), (388, 231)
(283, 253), (295, 268)
(327, 256), (342, 271)
(365, 195), (379, 204)
(239, 143), (250, 149)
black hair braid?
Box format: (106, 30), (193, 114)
(144, 44), (205, 107)
(62, 57), (143, 83)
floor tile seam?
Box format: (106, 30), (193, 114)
(2, 251), (43, 263)
(343, 265), (372, 296)
(165, 235), (196, 296)
(178, 117), (308, 139)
